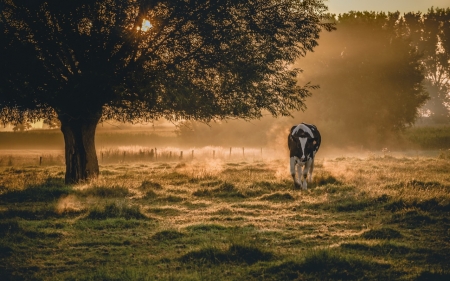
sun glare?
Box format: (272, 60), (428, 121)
(139, 19), (152, 32)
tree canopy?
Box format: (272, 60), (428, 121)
(0, 0), (333, 183)
(295, 11), (429, 147)
(403, 7), (450, 123)
(0, 0), (333, 124)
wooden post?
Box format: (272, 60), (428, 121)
(261, 148), (263, 158)
(101, 152), (104, 162)
(192, 150), (194, 159)
(39, 156), (42, 165)
(180, 151), (183, 160)
(213, 150), (215, 159)
(155, 148), (158, 160)
(242, 147), (245, 158)
(229, 147), (232, 157)
(170, 151), (172, 159)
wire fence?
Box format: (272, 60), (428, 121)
(0, 146), (282, 167)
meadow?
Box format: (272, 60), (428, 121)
(1, 150), (449, 280)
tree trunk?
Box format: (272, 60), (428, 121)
(59, 112), (102, 184)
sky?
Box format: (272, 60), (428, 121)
(327, 0), (450, 14)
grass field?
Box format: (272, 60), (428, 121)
(1, 153), (450, 280)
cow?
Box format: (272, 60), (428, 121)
(288, 123), (321, 190)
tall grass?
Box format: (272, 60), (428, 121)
(0, 155), (449, 280)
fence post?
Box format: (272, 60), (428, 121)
(213, 150), (215, 159)
(242, 147), (245, 158)
(39, 156), (42, 165)
(229, 147), (232, 157)
(155, 148), (158, 160)
(180, 151), (183, 160)
(192, 150), (194, 160)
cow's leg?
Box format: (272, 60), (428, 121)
(308, 158), (315, 183)
(297, 162), (306, 190)
(302, 160), (312, 190)
(290, 157), (300, 189)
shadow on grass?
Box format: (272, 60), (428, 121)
(260, 192), (295, 202)
(256, 249), (393, 280)
(416, 270), (450, 281)
(0, 204), (83, 220)
(0, 177), (70, 203)
(152, 230), (184, 242)
(361, 228), (402, 240)
(193, 182), (245, 199)
(180, 244), (273, 265)
(75, 185), (130, 198)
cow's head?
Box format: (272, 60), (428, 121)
(290, 125), (316, 161)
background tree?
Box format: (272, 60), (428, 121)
(295, 11), (429, 147)
(0, 0), (334, 183)
(403, 8), (450, 123)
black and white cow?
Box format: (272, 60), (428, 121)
(288, 123), (321, 190)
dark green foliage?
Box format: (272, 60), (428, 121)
(180, 244), (273, 265)
(361, 228), (402, 240)
(86, 202), (147, 220)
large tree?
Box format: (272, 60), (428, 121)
(295, 11), (429, 147)
(403, 8), (450, 123)
(0, 0), (333, 183)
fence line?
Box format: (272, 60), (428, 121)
(0, 146), (281, 166)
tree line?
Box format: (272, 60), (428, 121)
(294, 8), (450, 147)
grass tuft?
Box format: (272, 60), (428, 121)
(361, 228), (402, 240)
(260, 192), (295, 202)
(260, 249), (391, 280)
(76, 185), (130, 198)
(180, 244), (273, 265)
(152, 230), (184, 241)
(86, 202), (147, 220)
(139, 180), (163, 190)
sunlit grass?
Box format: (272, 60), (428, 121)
(0, 154), (449, 280)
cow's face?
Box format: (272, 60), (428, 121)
(297, 137), (316, 161)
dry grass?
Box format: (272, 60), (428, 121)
(0, 154), (449, 280)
